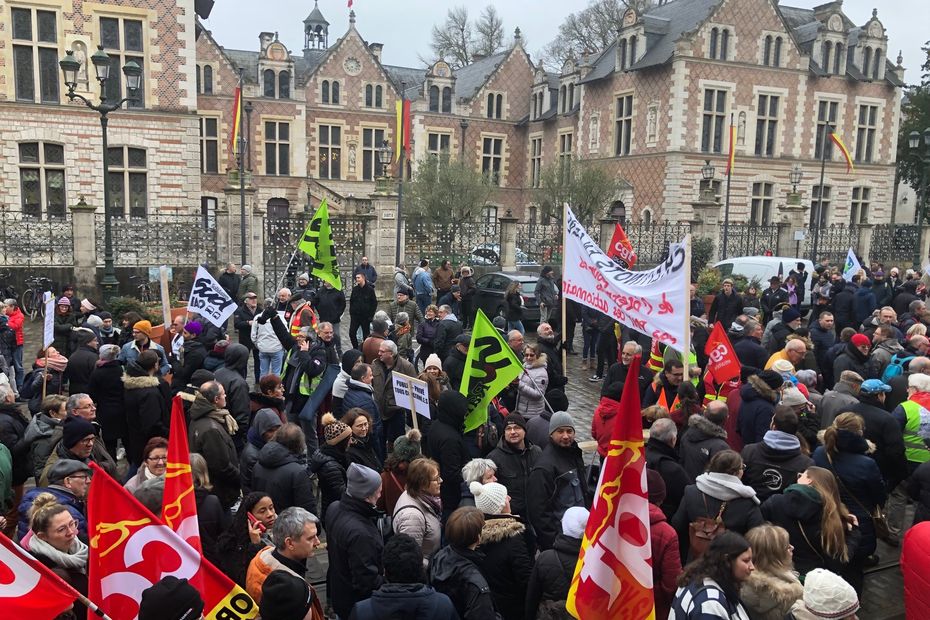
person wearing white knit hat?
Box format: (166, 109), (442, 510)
(424, 353), (443, 371)
(470, 481), (510, 515)
(787, 568), (859, 619)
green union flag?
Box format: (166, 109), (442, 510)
(459, 309), (524, 432)
(297, 199), (342, 290)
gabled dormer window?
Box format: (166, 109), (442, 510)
(763, 35), (783, 67)
(709, 27), (731, 61)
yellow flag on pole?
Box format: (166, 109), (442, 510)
(459, 309), (524, 432)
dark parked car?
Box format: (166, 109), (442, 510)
(473, 272), (541, 326)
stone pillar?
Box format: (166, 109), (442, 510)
(858, 223), (874, 265)
(223, 171), (257, 270)
(69, 196), (98, 296)
(215, 201), (231, 269)
(499, 211), (518, 271)
(691, 199), (722, 263)
(779, 201), (808, 260)
(599, 218), (617, 254)
(369, 189), (400, 300)
(250, 200), (267, 290)
(775, 222), (795, 258)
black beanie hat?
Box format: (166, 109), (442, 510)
(504, 412), (528, 430)
(138, 576), (204, 620)
(62, 416), (96, 449)
(341, 348), (364, 373)
(757, 369), (786, 391)
(438, 391), (469, 424)
(259, 571), (313, 620)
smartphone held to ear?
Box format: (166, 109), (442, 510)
(247, 511), (266, 532)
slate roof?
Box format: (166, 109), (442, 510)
(453, 51), (510, 100)
(384, 65), (427, 100)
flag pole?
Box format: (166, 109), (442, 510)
(237, 67), (247, 266)
(682, 234), (692, 381)
(721, 113), (734, 260)
(812, 124), (831, 263)
(78, 592), (114, 620)
(561, 202), (568, 377)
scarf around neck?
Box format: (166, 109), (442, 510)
(36, 352), (68, 373)
(696, 472), (760, 505)
(27, 534), (88, 571)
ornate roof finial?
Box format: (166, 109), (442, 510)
(897, 50), (903, 66)
(514, 27), (522, 43)
(349, 10), (356, 25)
(872, 7), (878, 18)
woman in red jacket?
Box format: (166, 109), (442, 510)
(647, 469), (681, 619)
(591, 381), (623, 458)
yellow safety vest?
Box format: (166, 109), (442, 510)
(902, 400), (930, 464)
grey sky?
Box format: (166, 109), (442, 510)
(202, 0), (926, 84)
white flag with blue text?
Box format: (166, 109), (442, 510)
(843, 248), (862, 282)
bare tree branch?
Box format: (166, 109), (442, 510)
(542, 0), (655, 69)
(474, 6), (505, 57)
(430, 6), (473, 69)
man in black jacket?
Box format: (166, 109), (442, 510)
(252, 423), (317, 515)
(488, 413), (541, 529)
(601, 341), (652, 399)
(349, 273), (377, 350)
(442, 334), (470, 391)
(325, 463), (384, 620)
(536, 322), (566, 392)
(851, 379), (907, 492)
(741, 407), (813, 501)
(316, 281), (346, 351)
(188, 382), (240, 509)
(733, 319), (768, 371)
(427, 391), (471, 522)
(214, 343), (251, 450)
(527, 411), (591, 550)
(233, 292), (260, 383)
(645, 417), (689, 519)
(432, 305), (463, 361)
(64, 328), (99, 395)
(217, 263), (241, 305)
(171, 321), (207, 393)
(760, 277), (788, 324)
(708, 279), (742, 329)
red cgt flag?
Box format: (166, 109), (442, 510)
(567, 355), (654, 619)
(163, 395), (201, 553)
(0, 532), (86, 617)
(87, 462), (257, 620)
(704, 322), (741, 384)
(607, 221), (637, 267)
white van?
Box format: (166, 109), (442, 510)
(714, 256), (816, 311)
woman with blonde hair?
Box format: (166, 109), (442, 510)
(515, 343), (548, 417)
(907, 323), (927, 337)
(812, 412), (885, 593)
(761, 466), (860, 582)
(741, 524), (803, 619)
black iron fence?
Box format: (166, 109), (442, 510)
(723, 223), (780, 258)
(263, 215), (367, 297)
(803, 224), (861, 265)
(870, 223), (920, 267)
(0, 213), (74, 268)
(95, 213), (216, 269)
(404, 219), (499, 268)
(623, 220), (692, 268)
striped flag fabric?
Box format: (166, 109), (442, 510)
(725, 117), (737, 175)
(228, 83), (242, 157)
(394, 98), (411, 164)
(830, 130), (855, 173)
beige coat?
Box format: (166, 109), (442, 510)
(392, 490), (442, 561)
(740, 568), (804, 620)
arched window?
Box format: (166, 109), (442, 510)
(568, 84), (574, 111)
(862, 46), (872, 77)
(643, 209), (653, 227)
(821, 42), (832, 73)
(773, 37), (783, 67)
(441, 87), (451, 113)
(487, 93), (495, 118)
(495, 94), (503, 119)
(619, 39), (628, 71)
(321, 80), (330, 104)
(366, 84), (374, 107)
(429, 85), (439, 112)
(331, 81), (340, 104)
(720, 29), (730, 60)
(833, 41), (842, 74)
(203, 65), (213, 94)
(196, 65), (201, 94)
(376, 85), (384, 108)
(559, 86), (566, 113)
(763, 35), (772, 66)
(872, 48), (882, 79)
(278, 71), (289, 98)
(710, 28), (719, 59)
(629, 36), (638, 67)
(263, 69), (275, 98)
(531, 93), (537, 120)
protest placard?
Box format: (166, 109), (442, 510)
(391, 373), (431, 424)
(187, 266), (238, 327)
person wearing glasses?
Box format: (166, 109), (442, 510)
(17, 459), (91, 543)
(124, 437), (168, 494)
(39, 415), (116, 486)
(22, 491), (90, 616)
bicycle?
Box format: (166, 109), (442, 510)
(21, 275), (52, 321)
(129, 275), (156, 304)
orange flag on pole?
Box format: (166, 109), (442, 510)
(228, 84), (242, 158)
(704, 322), (742, 384)
(830, 131), (855, 173)
(566, 354), (655, 619)
(607, 221), (638, 267)
(87, 462), (258, 619)
(163, 395), (201, 552)
(725, 117), (737, 175)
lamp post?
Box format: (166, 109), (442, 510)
(908, 127), (930, 266)
(788, 164), (804, 257)
(700, 159), (716, 201)
(60, 47), (141, 302)
(459, 118), (469, 161)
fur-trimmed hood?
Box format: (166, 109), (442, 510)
(478, 515), (525, 545)
(686, 414), (727, 440)
(746, 374), (779, 402)
(121, 374), (160, 390)
(741, 569), (804, 618)
(523, 352), (548, 369)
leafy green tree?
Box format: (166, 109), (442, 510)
(536, 157), (622, 227)
(898, 40), (930, 208)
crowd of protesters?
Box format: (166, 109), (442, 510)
(1, 255), (929, 619)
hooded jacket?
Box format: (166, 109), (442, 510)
(427, 392), (470, 512)
(342, 379), (381, 426)
(763, 484), (861, 578)
(679, 414), (730, 482)
(87, 358), (125, 443)
(24, 412), (63, 481)
(645, 437), (690, 519)
(310, 444), (348, 523)
(214, 343), (252, 429)
(351, 583), (455, 620)
(527, 440), (591, 550)
(488, 437), (541, 520)
(428, 545), (497, 620)
(740, 569), (804, 620)
(525, 534), (581, 619)
(477, 516), (531, 620)
(741, 431), (814, 501)
(515, 354), (549, 417)
(832, 341), (871, 385)
(188, 392), (240, 508)
(737, 375), (780, 445)
(854, 284), (878, 324)
(240, 423), (270, 495)
(122, 362), (170, 466)
(39, 431), (117, 486)
(252, 440), (317, 515)
(326, 493), (385, 619)
(868, 337), (906, 378)
(591, 396), (623, 458)
(650, 502), (682, 620)
(850, 395), (908, 488)
(171, 338), (208, 392)
(0, 401), (30, 485)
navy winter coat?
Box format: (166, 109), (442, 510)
(737, 376), (779, 445)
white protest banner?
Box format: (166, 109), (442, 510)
(187, 266), (238, 327)
(391, 373), (431, 421)
(562, 205), (689, 352)
(159, 265), (171, 329)
(43, 292), (55, 349)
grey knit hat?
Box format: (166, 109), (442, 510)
(549, 410), (575, 435)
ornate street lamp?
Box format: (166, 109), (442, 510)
(377, 140), (393, 178)
(699, 159), (716, 202)
(789, 164), (803, 194)
(60, 47), (142, 301)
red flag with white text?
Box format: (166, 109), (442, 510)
(607, 221), (638, 267)
(87, 462), (257, 620)
(0, 532), (83, 617)
(566, 355), (654, 619)
(162, 395), (201, 553)
(704, 322), (741, 384)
